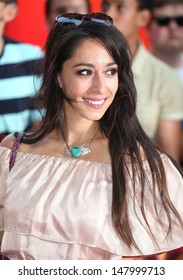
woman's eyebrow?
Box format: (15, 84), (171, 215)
(73, 62), (117, 68)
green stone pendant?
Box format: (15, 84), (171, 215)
(71, 146), (81, 158)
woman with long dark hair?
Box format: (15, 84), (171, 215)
(0, 13), (183, 259)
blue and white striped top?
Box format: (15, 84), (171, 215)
(0, 37), (43, 137)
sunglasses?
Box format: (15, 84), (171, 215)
(55, 12), (113, 27)
(153, 16), (183, 27)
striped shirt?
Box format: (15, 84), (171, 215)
(0, 37), (43, 139)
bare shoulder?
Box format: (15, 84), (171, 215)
(0, 134), (16, 149)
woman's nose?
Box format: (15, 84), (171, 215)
(91, 74), (106, 94)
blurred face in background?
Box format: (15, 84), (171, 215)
(148, 4), (183, 54)
(102, 0), (147, 43)
(0, 2), (6, 21)
(0, 1), (17, 32)
(46, 0), (89, 29)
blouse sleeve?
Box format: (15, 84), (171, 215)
(164, 155), (183, 221)
(0, 146), (10, 231)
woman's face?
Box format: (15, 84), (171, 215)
(57, 38), (118, 122)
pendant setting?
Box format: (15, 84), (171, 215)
(64, 144), (91, 158)
(71, 146), (81, 158)
(62, 126), (99, 158)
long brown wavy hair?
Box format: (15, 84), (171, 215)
(25, 20), (183, 251)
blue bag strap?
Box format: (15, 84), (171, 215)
(9, 132), (24, 172)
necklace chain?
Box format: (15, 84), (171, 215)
(62, 128), (99, 158)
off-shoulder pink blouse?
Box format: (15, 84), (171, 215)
(0, 146), (183, 260)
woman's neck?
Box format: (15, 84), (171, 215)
(61, 119), (100, 147)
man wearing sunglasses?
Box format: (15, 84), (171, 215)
(148, 0), (183, 200)
(102, 0), (183, 165)
(148, 0), (183, 86)
(0, 0), (43, 142)
(45, 0), (90, 30)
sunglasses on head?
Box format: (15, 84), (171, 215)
(55, 12), (113, 27)
(153, 16), (183, 27)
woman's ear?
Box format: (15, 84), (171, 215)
(4, 4), (18, 23)
(57, 75), (63, 88)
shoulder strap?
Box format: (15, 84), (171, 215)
(9, 132), (24, 172)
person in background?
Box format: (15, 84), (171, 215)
(101, 0), (183, 164)
(147, 0), (183, 260)
(45, 0), (90, 30)
(0, 0), (43, 141)
(0, 12), (183, 260)
(148, 0), (183, 86)
(147, 0), (183, 164)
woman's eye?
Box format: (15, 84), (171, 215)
(78, 69), (92, 76)
(106, 68), (118, 75)
(117, 4), (127, 12)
